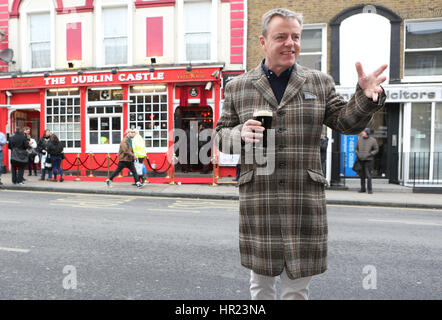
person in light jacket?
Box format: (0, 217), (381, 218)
(355, 128), (379, 194)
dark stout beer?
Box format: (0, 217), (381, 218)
(253, 109), (273, 148)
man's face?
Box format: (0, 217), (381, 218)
(260, 16), (301, 75)
(361, 131), (368, 138)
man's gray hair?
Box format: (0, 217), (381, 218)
(261, 8), (303, 37)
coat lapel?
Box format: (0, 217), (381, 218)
(251, 66), (279, 109)
(279, 64), (306, 108)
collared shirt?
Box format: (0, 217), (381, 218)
(262, 59), (294, 105)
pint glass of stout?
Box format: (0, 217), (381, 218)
(253, 109), (273, 148)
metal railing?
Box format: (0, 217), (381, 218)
(407, 152), (442, 187)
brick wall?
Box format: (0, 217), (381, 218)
(229, 0), (245, 64)
(247, 0), (442, 72)
(0, 0), (8, 72)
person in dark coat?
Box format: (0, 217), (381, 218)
(47, 134), (65, 182)
(8, 128), (29, 185)
(36, 129), (52, 181)
(355, 128), (379, 194)
(215, 8), (387, 300)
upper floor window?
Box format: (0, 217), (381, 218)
(103, 7), (128, 65)
(405, 20), (442, 78)
(29, 13), (51, 69)
(184, 0), (211, 61)
(298, 25), (326, 72)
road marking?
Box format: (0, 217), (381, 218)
(148, 208), (200, 213)
(0, 247), (30, 253)
(328, 204), (442, 212)
(50, 194), (133, 209)
(368, 219), (442, 226)
(0, 200), (20, 204)
(168, 199), (238, 210)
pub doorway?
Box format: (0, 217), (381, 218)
(174, 105), (213, 175)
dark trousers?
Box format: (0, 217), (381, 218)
(359, 160), (373, 192)
(28, 155), (38, 175)
(11, 160), (26, 184)
(51, 156), (63, 179)
(109, 161), (139, 183)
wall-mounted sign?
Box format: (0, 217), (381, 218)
(337, 85), (442, 102)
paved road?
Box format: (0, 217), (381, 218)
(0, 190), (441, 300)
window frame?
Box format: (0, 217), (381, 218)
(129, 85), (169, 152)
(177, 0), (218, 63)
(403, 18), (442, 82)
(20, 0), (55, 72)
(45, 89), (82, 152)
(299, 24), (327, 73)
(96, 0), (133, 67)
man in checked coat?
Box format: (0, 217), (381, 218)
(215, 8), (387, 300)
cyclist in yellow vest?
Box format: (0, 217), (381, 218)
(133, 129), (147, 185)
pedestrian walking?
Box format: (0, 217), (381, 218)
(36, 129), (53, 181)
(8, 128), (29, 185)
(355, 128), (379, 194)
(215, 8), (387, 300)
(47, 134), (65, 182)
(106, 128), (143, 188)
(133, 129), (147, 185)
(0, 130), (7, 185)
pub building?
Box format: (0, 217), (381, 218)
(0, 65), (242, 183)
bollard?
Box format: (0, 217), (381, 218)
(88, 153), (95, 177)
(165, 152), (170, 178)
(169, 153), (177, 185)
(143, 155), (149, 184)
(75, 153), (81, 181)
(107, 153), (110, 179)
(211, 155), (218, 187)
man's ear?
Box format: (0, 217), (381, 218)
(259, 35), (266, 50)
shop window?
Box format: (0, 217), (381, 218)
(298, 26), (326, 72)
(405, 20), (442, 78)
(129, 85), (168, 149)
(184, 0), (211, 61)
(46, 89), (81, 149)
(103, 7), (128, 65)
(29, 13), (51, 69)
(88, 115), (122, 146)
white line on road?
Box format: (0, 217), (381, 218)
(0, 247), (30, 253)
(368, 219), (442, 227)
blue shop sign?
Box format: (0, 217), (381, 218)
(340, 134), (358, 177)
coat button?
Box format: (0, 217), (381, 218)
(279, 180), (285, 185)
(278, 128), (285, 133)
(277, 110), (286, 116)
(279, 145), (286, 151)
(279, 162), (285, 168)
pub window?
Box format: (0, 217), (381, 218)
(129, 85), (168, 148)
(404, 20), (442, 77)
(46, 88), (81, 149)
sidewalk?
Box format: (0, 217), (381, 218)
(0, 173), (441, 210)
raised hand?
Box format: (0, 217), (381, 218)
(356, 62), (388, 102)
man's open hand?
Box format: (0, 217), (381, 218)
(356, 62), (388, 102)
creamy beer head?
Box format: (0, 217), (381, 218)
(253, 110), (273, 118)
(253, 109), (273, 148)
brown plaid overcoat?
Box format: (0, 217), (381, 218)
(215, 63), (385, 280)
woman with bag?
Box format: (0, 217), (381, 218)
(36, 129), (52, 181)
(47, 134), (65, 182)
(8, 128), (29, 185)
(27, 135), (38, 176)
